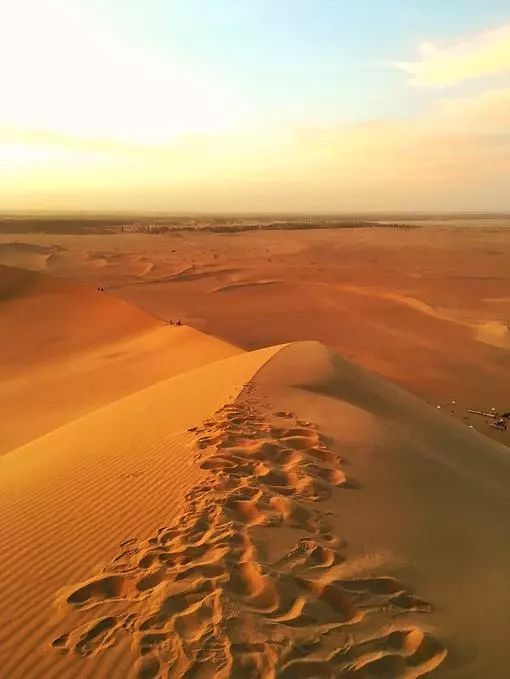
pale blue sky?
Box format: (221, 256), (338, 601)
(84, 0), (510, 123)
(2, 0), (510, 210)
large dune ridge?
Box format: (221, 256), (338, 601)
(2, 229), (510, 677)
(2, 335), (510, 677)
(0, 342), (284, 678)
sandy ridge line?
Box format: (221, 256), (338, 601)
(48, 394), (446, 678)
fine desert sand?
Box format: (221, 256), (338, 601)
(1, 222), (510, 678)
(2, 225), (509, 444)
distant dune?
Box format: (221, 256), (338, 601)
(0, 265), (239, 454)
(2, 225), (510, 445)
(335, 283), (510, 349)
(0, 241), (61, 271)
(212, 279), (281, 293)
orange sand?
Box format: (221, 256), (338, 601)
(0, 265), (239, 454)
(1, 226), (510, 678)
(2, 226), (509, 443)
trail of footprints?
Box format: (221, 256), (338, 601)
(51, 400), (447, 678)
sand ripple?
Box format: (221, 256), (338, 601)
(50, 400), (446, 678)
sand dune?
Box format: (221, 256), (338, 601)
(0, 265), (240, 453)
(0, 242), (160, 280)
(335, 284), (510, 349)
(0, 241), (63, 271)
(3, 227), (510, 677)
(3, 331), (510, 676)
(0, 344), (283, 678)
(474, 320), (510, 349)
(109, 266), (247, 290)
(212, 279), (282, 293)
(15, 226), (506, 443)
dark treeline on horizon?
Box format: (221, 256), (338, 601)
(0, 211), (509, 235)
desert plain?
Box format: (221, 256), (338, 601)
(1, 218), (510, 678)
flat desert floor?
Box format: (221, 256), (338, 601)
(1, 223), (510, 679)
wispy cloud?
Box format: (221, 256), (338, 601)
(393, 24), (510, 86)
(2, 87), (510, 211)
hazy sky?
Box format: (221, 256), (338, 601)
(1, 0), (510, 212)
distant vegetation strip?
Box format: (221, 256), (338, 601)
(0, 217), (414, 235)
(138, 221), (414, 234)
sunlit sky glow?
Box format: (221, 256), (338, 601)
(1, 0), (510, 212)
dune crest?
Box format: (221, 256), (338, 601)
(212, 280), (282, 293)
(0, 344), (284, 678)
(50, 399), (446, 678)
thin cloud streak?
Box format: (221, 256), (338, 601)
(393, 24), (510, 86)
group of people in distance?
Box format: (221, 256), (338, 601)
(96, 286), (181, 326)
(95, 287), (181, 326)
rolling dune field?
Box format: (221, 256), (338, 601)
(2, 223), (510, 678)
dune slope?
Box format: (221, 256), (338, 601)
(0, 343), (284, 678)
(2, 338), (509, 677)
(249, 341), (510, 678)
(0, 264), (240, 454)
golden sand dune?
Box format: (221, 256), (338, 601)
(109, 266), (247, 290)
(0, 242), (155, 278)
(2, 322), (510, 677)
(15, 226), (505, 445)
(212, 280), (282, 293)
(0, 344), (283, 678)
(0, 241), (59, 271)
(334, 284), (510, 349)
(0, 265), (239, 454)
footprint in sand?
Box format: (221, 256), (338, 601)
(50, 401), (446, 678)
